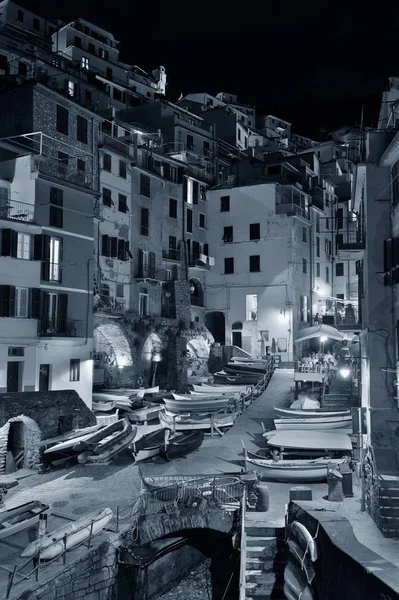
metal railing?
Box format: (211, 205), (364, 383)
(134, 267), (168, 280)
(162, 248), (182, 261)
(94, 295), (126, 314)
(31, 156), (95, 191)
(239, 486), (247, 600)
(38, 318), (85, 337)
(295, 362), (330, 374)
(336, 216), (365, 246)
(0, 199), (35, 222)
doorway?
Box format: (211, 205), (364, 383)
(205, 311), (226, 345)
(232, 331), (242, 348)
(6, 421), (24, 473)
(39, 364), (50, 391)
(6, 361), (21, 392)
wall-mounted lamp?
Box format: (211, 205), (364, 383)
(340, 367), (351, 378)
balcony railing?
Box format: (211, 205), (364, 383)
(276, 203), (310, 220)
(32, 156), (95, 191)
(188, 254), (214, 269)
(314, 302), (361, 330)
(336, 216), (365, 245)
(38, 318), (85, 337)
(0, 199), (35, 222)
(162, 248), (182, 261)
(134, 267), (169, 281)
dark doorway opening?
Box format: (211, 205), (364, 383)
(6, 421), (24, 473)
(7, 361), (20, 392)
(232, 331), (242, 348)
(205, 312), (225, 345)
(39, 364), (50, 391)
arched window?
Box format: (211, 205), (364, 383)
(232, 321), (243, 331)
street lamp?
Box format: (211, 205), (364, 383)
(151, 351), (161, 387)
(320, 335), (327, 355)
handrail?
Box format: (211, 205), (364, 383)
(238, 486), (247, 600)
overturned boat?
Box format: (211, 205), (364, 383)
(273, 414), (352, 430)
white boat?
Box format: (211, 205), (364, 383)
(131, 429), (166, 462)
(78, 428), (136, 465)
(265, 430), (353, 456)
(187, 390), (241, 398)
(44, 428), (105, 454)
(0, 501), (51, 540)
(274, 407), (350, 419)
(229, 356), (268, 364)
(273, 414), (352, 430)
(126, 404), (161, 423)
(164, 395), (232, 414)
(95, 410), (120, 426)
(21, 508), (113, 560)
(92, 401), (116, 412)
(104, 386), (159, 396)
(243, 446), (345, 482)
(192, 383), (251, 394)
(73, 419), (133, 452)
(159, 409), (238, 431)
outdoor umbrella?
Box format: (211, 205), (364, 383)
(295, 324), (345, 343)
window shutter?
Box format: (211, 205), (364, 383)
(9, 285), (15, 316)
(137, 249), (143, 277)
(203, 243), (209, 256)
(10, 230), (17, 257)
(58, 293), (68, 332)
(183, 178), (187, 202)
(110, 237), (118, 258)
(33, 234), (42, 260)
(193, 181), (199, 205)
(1, 229), (12, 256)
(192, 241), (200, 260)
(29, 288), (41, 319)
(41, 292), (50, 321)
(101, 235), (109, 256)
(149, 251), (156, 275)
(41, 234), (50, 281)
(117, 238), (124, 260)
(0, 285), (10, 316)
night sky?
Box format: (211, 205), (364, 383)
(18, 0), (399, 139)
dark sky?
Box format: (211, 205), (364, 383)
(18, 0), (399, 139)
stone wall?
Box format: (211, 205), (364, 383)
(0, 390), (96, 440)
(288, 500), (399, 600)
(13, 530), (120, 600)
(208, 344), (250, 374)
(0, 416), (42, 474)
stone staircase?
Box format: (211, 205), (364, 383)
(244, 521), (286, 599)
(322, 379), (353, 410)
(379, 475), (399, 539)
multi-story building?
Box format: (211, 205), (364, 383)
(0, 79), (101, 405)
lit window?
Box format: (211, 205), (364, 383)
(67, 81), (75, 97)
(17, 233), (31, 260)
(15, 287), (28, 318)
(81, 57), (89, 70)
(49, 237), (61, 282)
(246, 294), (257, 321)
(70, 359), (80, 382)
(186, 179), (193, 204)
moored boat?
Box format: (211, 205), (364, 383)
(161, 430), (205, 460)
(192, 383), (251, 394)
(213, 371), (262, 385)
(0, 501), (51, 540)
(265, 430), (353, 458)
(124, 403), (161, 423)
(164, 395), (232, 414)
(159, 408), (238, 431)
(44, 428), (105, 455)
(243, 446), (345, 482)
(274, 407), (350, 419)
(73, 419), (133, 453)
(224, 362), (267, 375)
(273, 414), (352, 430)
(77, 426), (136, 465)
(131, 429), (166, 462)
(21, 508), (113, 559)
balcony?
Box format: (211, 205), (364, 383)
(276, 186), (310, 220)
(314, 302), (361, 331)
(38, 318), (85, 337)
(188, 253), (215, 271)
(31, 155), (95, 192)
(99, 132), (135, 158)
(336, 217), (365, 261)
(162, 248), (182, 262)
(0, 199), (35, 222)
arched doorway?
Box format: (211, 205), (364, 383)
(142, 333), (163, 387)
(187, 338), (210, 378)
(1, 416), (42, 475)
(205, 312), (225, 345)
(189, 278), (204, 307)
(94, 322), (133, 386)
(231, 321), (243, 348)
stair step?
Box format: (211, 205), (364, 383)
(380, 497), (399, 506)
(380, 507), (399, 517)
(246, 526), (285, 538)
(246, 536), (282, 547)
(379, 477), (399, 489)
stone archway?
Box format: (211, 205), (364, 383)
(94, 323), (133, 369)
(187, 338), (210, 378)
(141, 333), (163, 387)
(189, 278), (204, 307)
(0, 415), (42, 474)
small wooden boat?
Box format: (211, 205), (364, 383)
(78, 427), (136, 465)
(73, 419), (133, 452)
(273, 414), (352, 430)
(44, 427), (105, 455)
(243, 446), (344, 482)
(265, 430), (353, 456)
(229, 356), (268, 365)
(131, 429), (166, 462)
(159, 409), (238, 431)
(124, 404), (161, 423)
(0, 501), (50, 540)
(284, 563), (314, 600)
(213, 371), (262, 385)
(21, 508), (113, 560)
(95, 410), (120, 426)
(105, 386), (159, 396)
(274, 407), (350, 419)
(163, 395), (232, 414)
(225, 362), (267, 375)
(290, 521), (318, 562)
(192, 383), (251, 393)
(160, 430), (205, 460)
(288, 540), (316, 584)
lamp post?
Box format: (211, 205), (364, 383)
(151, 351), (161, 388)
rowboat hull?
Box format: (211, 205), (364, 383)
(78, 429), (136, 465)
(73, 419), (132, 453)
(245, 455), (344, 482)
(192, 383), (251, 393)
(0, 501), (51, 540)
(274, 407), (350, 419)
(126, 405), (161, 423)
(213, 371), (262, 385)
(225, 363), (267, 375)
(44, 430), (105, 454)
(163, 396), (232, 414)
(159, 409), (238, 431)
(265, 430), (353, 452)
(21, 508), (113, 559)
(161, 431), (205, 460)
(274, 415), (352, 430)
